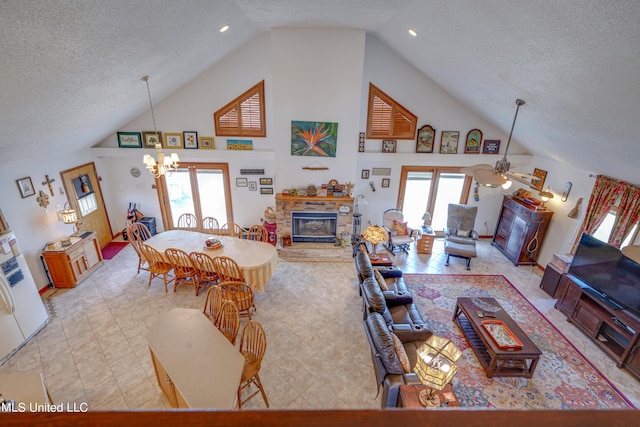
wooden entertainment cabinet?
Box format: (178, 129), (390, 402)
(555, 274), (640, 380)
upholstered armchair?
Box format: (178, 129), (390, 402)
(444, 204), (479, 270)
(445, 204), (479, 244)
(382, 209), (417, 254)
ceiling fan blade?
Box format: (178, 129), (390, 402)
(474, 168), (507, 186)
(508, 171), (538, 180)
(507, 173), (534, 186)
(460, 163), (494, 177)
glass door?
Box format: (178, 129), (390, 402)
(157, 163), (233, 230)
(398, 166), (471, 234)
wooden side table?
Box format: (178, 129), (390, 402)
(416, 231), (436, 254)
(397, 384), (460, 408)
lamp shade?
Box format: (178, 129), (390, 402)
(421, 212), (431, 222)
(61, 209), (77, 225)
(362, 225), (387, 245)
(414, 335), (461, 391)
(539, 188), (554, 202)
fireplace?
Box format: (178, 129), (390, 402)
(291, 211), (338, 243)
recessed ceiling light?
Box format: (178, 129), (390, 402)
(408, 28), (418, 37)
(219, 25), (229, 33)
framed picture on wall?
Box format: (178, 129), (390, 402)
(16, 177), (35, 198)
(200, 136), (215, 149)
(416, 125), (435, 153)
(483, 139), (501, 154)
(142, 131), (163, 148)
(531, 168), (548, 191)
(440, 131), (459, 154)
(236, 177), (248, 187)
(164, 133), (183, 148)
(361, 169), (370, 179)
(381, 178), (390, 188)
(382, 140), (397, 153)
(183, 131), (198, 149)
(464, 129), (482, 154)
(117, 132), (142, 148)
(249, 181), (257, 191)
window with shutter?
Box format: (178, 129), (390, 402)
(214, 80), (266, 137)
(366, 83), (417, 140)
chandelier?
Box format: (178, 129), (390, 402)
(141, 75), (179, 177)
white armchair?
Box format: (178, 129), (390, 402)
(382, 209), (417, 253)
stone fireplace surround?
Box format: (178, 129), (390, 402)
(274, 194), (354, 261)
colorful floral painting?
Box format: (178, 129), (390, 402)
(291, 121), (338, 157)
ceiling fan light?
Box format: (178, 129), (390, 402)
(502, 179), (513, 189)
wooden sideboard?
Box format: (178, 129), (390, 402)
(42, 231), (103, 288)
(555, 274), (640, 380)
(492, 196), (553, 265)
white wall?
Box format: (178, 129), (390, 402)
(270, 28), (366, 192)
(0, 149), (97, 288)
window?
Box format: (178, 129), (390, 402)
(397, 166), (472, 232)
(366, 83), (417, 140)
(156, 163), (233, 230)
(592, 209), (638, 247)
(214, 80), (266, 137)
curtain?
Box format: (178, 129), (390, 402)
(610, 185), (640, 247)
(583, 175), (624, 235)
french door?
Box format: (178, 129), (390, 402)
(397, 166), (472, 233)
(156, 163), (233, 230)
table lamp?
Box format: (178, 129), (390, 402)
(362, 225), (387, 260)
(413, 335), (461, 407)
(538, 188), (554, 209)
(421, 212), (432, 233)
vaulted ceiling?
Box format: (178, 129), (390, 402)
(1, 1), (639, 182)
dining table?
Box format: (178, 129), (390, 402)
(144, 229), (279, 292)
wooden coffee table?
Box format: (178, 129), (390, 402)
(453, 297), (541, 378)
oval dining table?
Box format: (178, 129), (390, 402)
(144, 230), (279, 292)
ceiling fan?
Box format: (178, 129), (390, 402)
(461, 99), (537, 189)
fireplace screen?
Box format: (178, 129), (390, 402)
(291, 211), (338, 243)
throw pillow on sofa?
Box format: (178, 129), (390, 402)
(374, 269), (389, 291)
(366, 312), (405, 375)
(390, 332), (411, 373)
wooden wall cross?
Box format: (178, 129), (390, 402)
(42, 174), (55, 196)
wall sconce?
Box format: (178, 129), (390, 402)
(58, 202), (79, 233)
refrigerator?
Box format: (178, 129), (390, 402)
(0, 230), (49, 365)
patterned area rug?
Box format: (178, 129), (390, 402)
(403, 274), (633, 409)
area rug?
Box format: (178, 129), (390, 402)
(101, 241), (129, 260)
(403, 274), (633, 409)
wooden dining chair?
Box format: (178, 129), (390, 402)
(138, 243), (174, 293)
(126, 222), (153, 274)
(176, 213), (200, 231)
(246, 224), (269, 242)
(189, 251), (219, 295)
(164, 248), (199, 294)
(212, 256), (245, 282)
(237, 321), (269, 409)
(215, 300), (241, 345)
(201, 216), (220, 235)
(219, 222), (244, 238)
(203, 284), (224, 321)
(218, 280), (256, 319)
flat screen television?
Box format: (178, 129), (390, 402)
(568, 233), (640, 318)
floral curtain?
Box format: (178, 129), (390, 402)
(610, 185), (640, 247)
(583, 175), (625, 235)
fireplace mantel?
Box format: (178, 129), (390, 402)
(275, 194), (354, 207)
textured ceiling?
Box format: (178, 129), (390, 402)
(1, 0), (639, 182)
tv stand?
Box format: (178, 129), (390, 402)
(555, 274), (640, 381)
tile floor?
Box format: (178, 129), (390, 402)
(1, 238), (639, 410)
